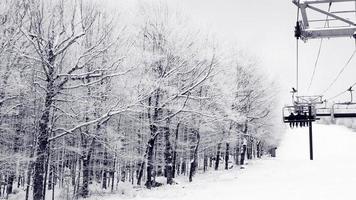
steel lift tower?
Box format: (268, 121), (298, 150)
(294, 0), (356, 40)
(286, 0), (356, 160)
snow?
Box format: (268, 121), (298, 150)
(9, 124), (355, 200)
(89, 124), (356, 200)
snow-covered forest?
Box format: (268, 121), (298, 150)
(0, 0), (281, 199)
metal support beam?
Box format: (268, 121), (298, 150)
(300, 26), (356, 39)
(302, 0), (356, 4)
(293, 0), (356, 40)
(307, 4), (355, 25)
(308, 106), (313, 160)
(300, 4), (310, 28)
(316, 111), (356, 117)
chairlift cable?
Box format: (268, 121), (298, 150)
(326, 82), (356, 102)
(296, 0), (301, 94)
(296, 40), (299, 94)
(321, 49), (356, 95)
(307, 39), (323, 93)
(325, 90), (348, 102)
(307, 3), (332, 93)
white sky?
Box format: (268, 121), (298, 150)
(107, 0), (356, 106)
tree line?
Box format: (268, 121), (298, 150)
(0, 0), (281, 199)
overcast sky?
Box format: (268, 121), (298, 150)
(109, 0), (356, 106)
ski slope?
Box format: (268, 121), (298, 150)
(90, 124), (356, 200)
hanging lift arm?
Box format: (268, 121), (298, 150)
(284, 1), (356, 124)
(289, 0), (356, 161)
(283, 105), (356, 122)
(293, 0), (356, 40)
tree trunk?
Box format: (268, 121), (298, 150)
(257, 141), (262, 158)
(240, 122), (248, 165)
(181, 160), (186, 175)
(74, 158), (82, 199)
(6, 175), (14, 198)
(110, 170), (115, 192)
(111, 156), (116, 192)
(172, 123), (180, 178)
(82, 156), (90, 198)
(235, 145), (240, 165)
(137, 161), (145, 185)
(43, 148), (51, 199)
(145, 92), (160, 189)
(203, 151), (208, 172)
(176, 159), (180, 176)
(102, 149), (108, 189)
(71, 158), (77, 187)
(240, 145), (247, 165)
(225, 143), (230, 170)
(102, 171), (107, 189)
(81, 138), (95, 198)
(33, 104), (52, 200)
(33, 40), (56, 200)
(46, 148), (53, 191)
(145, 138), (155, 189)
(247, 139), (252, 160)
(215, 143), (221, 170)
(25, 140), (35, 200)
(25, 164), (32, 200)
(189, 132), (200, 182)
(164, 118), (173, 185)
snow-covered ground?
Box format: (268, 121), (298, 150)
(89, 124), (356, 200)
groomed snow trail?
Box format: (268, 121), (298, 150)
(94, 124), (356, 200)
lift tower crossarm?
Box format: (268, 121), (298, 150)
(301, 0), (356, 4)
(301, 27), (356, 39)
(293, 0), (356, 40)
(307, 4), (355, 25)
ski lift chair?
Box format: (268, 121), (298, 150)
(331, 102), (356, 118)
